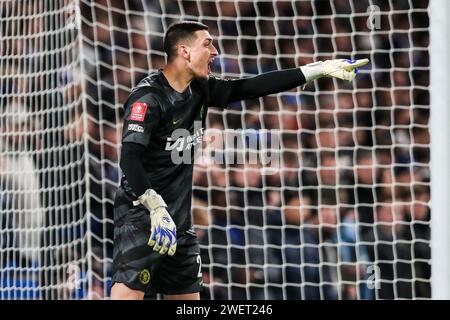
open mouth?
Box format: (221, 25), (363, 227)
(208, 58), (214, 73)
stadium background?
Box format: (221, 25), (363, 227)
(0, 0), (431, 299)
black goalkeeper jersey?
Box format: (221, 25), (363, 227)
(120, 70), (234, 232)
(119, 68), (306, 232)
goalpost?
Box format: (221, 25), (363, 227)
(429, 0), (450, 300)
(0, 0), (446, 300)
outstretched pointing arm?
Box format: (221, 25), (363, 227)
(210, 58), (369, 106)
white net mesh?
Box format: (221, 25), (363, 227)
(0, 0), (87, 299)
(0, 0), (431, 299)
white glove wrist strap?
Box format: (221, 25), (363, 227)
(300, 61), (324, 82)
(133, 189), (167, 210)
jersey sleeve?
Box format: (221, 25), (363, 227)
(122, 91), (161, 147)
(207, 69), (306, 108)
(207, 75), (234, 109)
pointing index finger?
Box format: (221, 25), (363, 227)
(352, 58), (369, 68)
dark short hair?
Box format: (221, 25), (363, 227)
(163, 21), (208, 62)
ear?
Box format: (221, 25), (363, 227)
(179, 44), (190, 61)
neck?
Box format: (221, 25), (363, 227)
(162, 61), (194, 93)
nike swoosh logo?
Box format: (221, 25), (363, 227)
(172, 118), (181, 125)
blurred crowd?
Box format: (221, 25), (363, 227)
(1, 0), (430, 299)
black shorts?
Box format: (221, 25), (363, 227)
(111, 187), (203, 295)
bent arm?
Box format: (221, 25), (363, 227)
(120, 142), (151, 196)
(208, 59), (368, 108)
(120, 90), (161, 197)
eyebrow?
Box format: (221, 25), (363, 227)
(203, 38), (213, 43)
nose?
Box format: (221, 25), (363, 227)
(211, 44), (218, 57)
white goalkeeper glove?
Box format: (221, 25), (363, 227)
(133, 189), (177, 256)
(300, 58), (369, 82)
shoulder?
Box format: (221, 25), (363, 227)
(126, 73), (165, 108)
(134, 72), (163, 93)
(206, 74), (233, 88)
(190, 75), (232, 94)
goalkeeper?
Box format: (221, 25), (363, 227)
(111, 20), (368, 300)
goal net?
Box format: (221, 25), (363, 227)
(0, 0), (432, 299)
